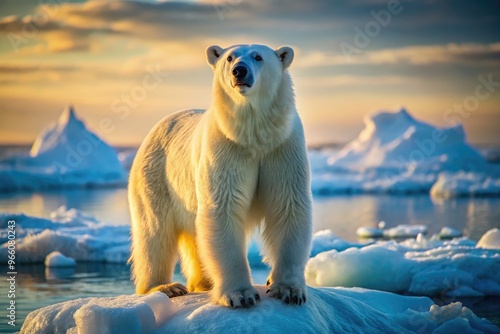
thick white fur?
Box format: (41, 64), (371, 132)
(129, 44), (312, 307)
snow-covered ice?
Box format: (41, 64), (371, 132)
(20, 285), (500, 334)
(306, 230), (500, 297)
(0, 106), (127, 191)
(310, 108), (500, 197)
(44, 251), (76, 267)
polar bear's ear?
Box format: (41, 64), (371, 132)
(206, 45), (224, 68)
(275, 46), (294, 69)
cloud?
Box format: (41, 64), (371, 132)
(0, 12), (123, 53)
(297, 43), (500, 68)
(298, 75), (421, 87)
(0, 0), (499, 57)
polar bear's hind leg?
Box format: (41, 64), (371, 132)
(179, 232), (213, 292)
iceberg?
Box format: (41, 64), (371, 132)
(0, 106), (127, 191)
(20, 286), (500, 334)
(329, 108), (485, 173)
(310, 108), (500, 197)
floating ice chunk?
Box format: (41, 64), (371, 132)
(476, 228), (500, 250)
(306, 234), (500, 297)
(356, 227), (383, 238)
(356, 224), (428, 239)
(0, 208), (131, 263)
(311, 229), (365, 256)
(306, 246), (412, 292)
(438, 226), (462, 239)
(44, 251), (76, 267)
(50, 205), (100, 226)
(383, 224), (427, 238)
(431, 172), (500, 198)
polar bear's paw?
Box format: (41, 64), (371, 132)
(266, 283), (307, 305)
(150, 282), (188, 298)
(218, 286), (260, 308)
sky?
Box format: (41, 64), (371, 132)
(0, 0), (499, 146)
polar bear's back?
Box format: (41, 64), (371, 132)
(129, 109), (206, 218)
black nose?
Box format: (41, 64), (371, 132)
(232, 65), (247, 79)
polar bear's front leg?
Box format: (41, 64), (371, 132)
(195, 156), (260, 308)
(259, 131), (313, 305)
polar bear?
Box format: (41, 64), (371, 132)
(128, 44), (312, 308)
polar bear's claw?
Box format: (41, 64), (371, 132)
(267, 283), (306, 306)
(220, 286), (260, 308)
(151, 282), (188, 298)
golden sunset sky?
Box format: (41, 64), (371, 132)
(0, 0), (499, 146)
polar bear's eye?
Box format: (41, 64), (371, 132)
(227, 56), (233, 62)
(255, 55), (263, 61)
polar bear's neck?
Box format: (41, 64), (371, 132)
(211, 73), (295, 156)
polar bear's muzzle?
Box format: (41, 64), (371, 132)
(231, 62), (254, 90)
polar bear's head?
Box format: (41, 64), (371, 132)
(206, 44), (294, 101)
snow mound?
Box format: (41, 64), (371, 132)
(310, 108), (500, 196)
(20, 286), (499, 334)
(306, 235), (500, 297)
(44, 251), (76, 267)
(0, 106), (126, 191)
(477, 229), (500, 250)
